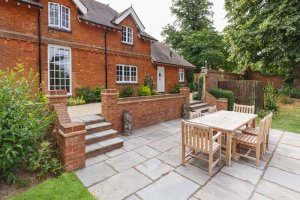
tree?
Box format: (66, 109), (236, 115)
(224, 0), (300, 75)
(162, 0), (235, 72)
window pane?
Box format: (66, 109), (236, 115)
(49, 3), (59, 26)
(124, 66), (130, 82)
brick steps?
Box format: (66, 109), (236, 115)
(188, 102), (209, 111)
(71, 114), (124, 160)
(85, 137), (124, 159)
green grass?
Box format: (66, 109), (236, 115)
(10, 173), (95, 200)
(271, 102), (300, 133)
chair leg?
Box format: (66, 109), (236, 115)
(208, 153), (213, 176)
(218, 147), (222, 167)
(181, 144), (186, 165)
(232, 139), (237, 160)
(266, 134), (269, 149)
(256, 145), (260, 167)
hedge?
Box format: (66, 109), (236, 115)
(209, 88), (234, 111)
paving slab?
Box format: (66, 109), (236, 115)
(237, 157), (267, 170)
(263, 167), (300, 192)
(89, 168), (152, 200)
(134, 145), (160, 159)
(105, 151), (146, 172)
(105, 148), (126, 157)
(148, 137), (179, 152)
(251, 193), (272, 200)
(281, 132), (300, 147)
(221, 162), (263, 185)
(256, 180), (300, 200)
(175, 163), (210, 185)
(123, 137), (152, 151)
(189, 158), (223, 174)
(137, 172), (199, 200)
(125, 194), (141, 200)
(156, 148), (182, 167)
(275, 143), (300, 160)
(194, 172), (254, 200)
(86, 154), (109, 167)
(269, 154), (300, 175)
(141, 130), (172, 141)
(75, 162), (116, 187)
(163, 126), (181, 134)
(135, 158), (174, 180)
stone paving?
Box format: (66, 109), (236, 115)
(75, 119), (300, 200)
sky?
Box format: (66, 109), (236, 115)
(97, 0), (228, 42)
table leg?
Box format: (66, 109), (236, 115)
(252, 119), (256, 128)
(226, 132), (232, 166)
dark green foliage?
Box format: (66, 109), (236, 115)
(187, 83), (197, 92)
(185, 70), (194, 84)
(27, 141), (63, 178)
(138, 85), (152, 96)
(0, 65), (56, 183)
(209, 88), (235, 111)
(75, 86), (105, 103)
(171, 83), (181, 94)
(256, 109), (271, 119)
(196, 77), (204, 101)
(67, 96), (86, 106)
(278, 85), (300, 99)
(143, 74), (154, 91)
(120, 86), (134, 98)
(151, 89), (159, 95)
(264, 84), (279, 112)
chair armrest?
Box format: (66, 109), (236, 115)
(213, 131), (222, 141)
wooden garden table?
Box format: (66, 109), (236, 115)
(188, 110), (257, 166)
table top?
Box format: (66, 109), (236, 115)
(188, 110), (258, 132)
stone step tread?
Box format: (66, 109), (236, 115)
(190, 100), (203, 105)
(85, 137), (124, 153)
(191, 107), (210, 113)
(189, 103), (208, 108)
(86, 122), (111, 130)
(71, 115), (104, 124)
(85, 129), (118, 140)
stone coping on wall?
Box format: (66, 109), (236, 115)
(118, 93), (185, 103)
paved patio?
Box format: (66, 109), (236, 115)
(75, 119), (300, 200)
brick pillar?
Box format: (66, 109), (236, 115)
(217, 98), (228, 111)
(101, 89), (119, 130)
(180, 87), (190, 104)
(47, 90), (86, 171)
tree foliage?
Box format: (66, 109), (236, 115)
(162, 0), (235, 72)
(224, 0), (300, 75)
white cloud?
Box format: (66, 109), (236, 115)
(96, 0), (227, 41)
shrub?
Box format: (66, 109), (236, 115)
(27, 141), (63, 178)
(0, 65), (56, 183)
(143, 74), (154, 91)
(209, 88), (235, 111)
(67, 96), (86, 106)
(76, 86), (105, 103)
(264, 84), (279, 112)
(196, 77), (204, 101)
(256, 109), (271, 118)
(187, 82), (196, 92)
(120, 86), (134, 98)
(138, 85), (152, 96)
(192, 92), (200, 100)
(277, 94), (294, 105)
(171, 83), (181, 94)
(278, 85), (300, 99)
(151, 89), (159, 95)
(186, 70), (194, 84)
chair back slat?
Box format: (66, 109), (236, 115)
(264, 112), (273, 138)
(257, 117), (266, 144)
(181, 121), (213, 153)
(233, 103), (255, 114)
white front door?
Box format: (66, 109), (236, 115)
(157, 66), (165, 93)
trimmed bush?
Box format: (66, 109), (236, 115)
(0, 65), (56, 183)
(171, 83), (181, 94)
(151, 89), (159, 95)
(67, 96), (86, 106)
(196, 77), (204, 101)
(138, 85), (152, 96)
(75, 86), (105, 103)
(187, 82), (197, 92)
(120, 86), (134, 98)
(143, 74), (154, 91)
(209, 88), (235, 110)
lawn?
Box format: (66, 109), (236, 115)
(271, 101), (300, 133)
(10, 173), (95, 200)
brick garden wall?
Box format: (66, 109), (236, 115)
(102, 88), (190, 133)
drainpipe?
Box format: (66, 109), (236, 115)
(37, 8), (42, 90)
(104, 30), (109, 89)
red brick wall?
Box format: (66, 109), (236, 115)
(244, 70), (283, 89)
(102, 88), (190, 133)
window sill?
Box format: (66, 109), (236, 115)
(121, 42), (134, 46)
(116, 82), (139, 85)
(48, 27), (72, 33)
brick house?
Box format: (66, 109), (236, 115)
(0, 0), (195, 96)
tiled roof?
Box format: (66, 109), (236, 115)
(151, 42), (195, 68)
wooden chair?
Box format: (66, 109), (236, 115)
(208, 105), (217, 114)
(181, 121), (222, 176)
(233, 103), (255, 114)
(233, 117), (266, 166)
(189, 110), (202, 119)
(241, 112), (273, 154)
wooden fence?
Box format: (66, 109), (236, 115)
(218, 80), (264, 110)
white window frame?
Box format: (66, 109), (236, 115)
(116, 64), (138, 84)
(48, 2), (71, 31)
(122, 26), (133, 44)
(48, 44), (72, 95)
(179, 69), (185, 82)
